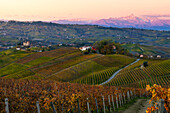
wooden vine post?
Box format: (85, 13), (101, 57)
(77, 98), (81, 113)
(123, 93), (126, 104)
(36, 101), (41, 113)
(115, 94), (119, 109)
(5, 98), (9, 113)
(119, 94), (122, 107)
(127, 91), (130, 102)
(50, 101), (57, 113)
(108, 95), (111, 112)
(102, 95), (106, 113)
(111, 95), (115, 111)
(87, 98), (91, 113)
(121, 93), (124, 105)
(95, 98), (99, 113)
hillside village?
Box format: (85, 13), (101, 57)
(79, 45), (162, 59)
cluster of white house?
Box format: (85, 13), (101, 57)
(79, 46), (162, 59)
(79, 46), (92, 51)
(139, 54), (161, 59)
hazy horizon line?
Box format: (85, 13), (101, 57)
(1, 14), (170, 22)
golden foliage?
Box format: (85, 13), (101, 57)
(146, 84), (169, 113)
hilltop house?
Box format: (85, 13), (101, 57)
(157, 55), (161, 58)
(16, 48), (21, 50)
(23, 41), (30, 46)
(140, 54), (144, 58)
(148, 55), (153, 59)
(79, 46), (91, 51)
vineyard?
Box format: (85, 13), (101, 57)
(119, 59), (163, 72)
(1, 48), (169, 88)
(0, 78), (146, 113)
(0, 49), (33, 68)
(16, 47), (78, 64)
(72, 67), (119, 85)
(0, 48), (102, 80)
(146, 84), (169, 113)
(0, 47), (170, 113)
(31, 52), (100, 78)
(48, 55), (135, 82)
(105, 59), (170, 88)
(0, 48), (135, 82)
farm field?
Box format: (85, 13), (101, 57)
(33, 53), (101, 79)
(122, 44), (170, 58)
(0, 47), (169, 88)
(0, 49), (33, 68)
(0, 48), (135, 82)
(1, 48), (101, 79)
(0, 78), (146, 113)
(48, 55), (135, 82)
(105, 59), (170, 88)
(0, 47), (169, 112)
(71, 58), (170, 86)
(72, 67), (119, 85)
(0, 47), (83, 78)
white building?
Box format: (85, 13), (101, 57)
(79, 46), (91, 51)
(16, 48), (21, 50)
(23, 41), (30, 46)
(148, 55), (153, 59)
(157, 55), (161, 58)
(140, 55), (144, 58)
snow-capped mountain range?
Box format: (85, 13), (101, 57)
(52, 14), (170, 30)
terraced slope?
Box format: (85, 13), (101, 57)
(0, 48), (104, 80)
(16, 47), (78, 64)
(67, 55), (135, 84)
(71, 67), (119, 84)
(2, 47), (168, 88)
(0, 49), (33, 68)
(0, 47), (84, 79)
(119, 59), (163, 72)
(105, 59), (170, 88)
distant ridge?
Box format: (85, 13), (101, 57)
(53, 14), (170, 30)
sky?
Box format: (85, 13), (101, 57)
(0, 0), (170, 21)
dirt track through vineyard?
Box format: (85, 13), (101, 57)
(118, 99), (151, 113)
(99, 58), (152, 113)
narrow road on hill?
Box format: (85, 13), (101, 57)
(100, 59), (140, 85)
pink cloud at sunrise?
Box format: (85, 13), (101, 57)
(0, 0), (170, 21)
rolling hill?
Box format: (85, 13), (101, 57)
(122, 44), (170, 58)
(0, 21), (170, 48)
(0, 47), (169, 112)
(0, 47), (169, 89)
(0, 48), (135, 82)
(105, 59), (170, 88)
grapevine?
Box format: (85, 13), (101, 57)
(146, 84), (170, 113)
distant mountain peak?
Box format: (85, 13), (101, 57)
(53, 15), (170, 30)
